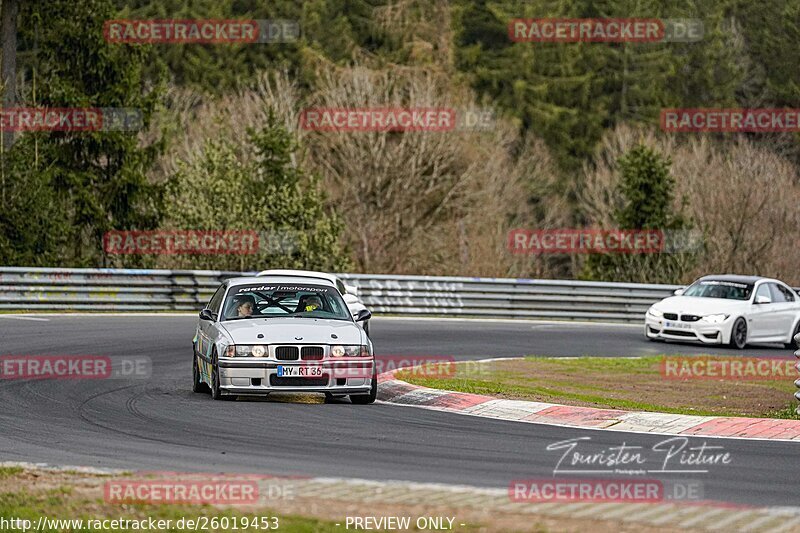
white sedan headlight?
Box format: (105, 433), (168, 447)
(701, 314), (729, 324)
(226, 344), (268, 357)
(251, 345), (267, 357)
(647, 307), (663, 318)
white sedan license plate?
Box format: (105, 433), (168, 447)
(277, 365), (322, 377)
(665, 321), (691, 329)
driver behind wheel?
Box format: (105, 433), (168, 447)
(297, 294), (323, 313)
(229, 294), (255, 318)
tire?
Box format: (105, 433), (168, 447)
(784, 321), (800, 349)
(192, 352), (209, 393)
(729, 317), (747, 349)
(324, 392), (345, 403)
(350, 364), (377, 405)
(210, 350), (234, 401)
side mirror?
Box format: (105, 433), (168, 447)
(673, 289), (684, 296)
(754, 295), (771, 305)
(199, 309), (217, 321)
(354, 309), (372, 322)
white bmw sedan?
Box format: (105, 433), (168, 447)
(645, 275), (800, 349)
(192, 275), (375, 402)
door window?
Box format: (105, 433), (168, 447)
(335, 279), (347, 295)
(771, 283), (796, 302)
(207, 285), (226, 315)
(755, 284), (772, 303)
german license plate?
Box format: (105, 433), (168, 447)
(664, 321), (691, 329)
(277, 365), (322, 377)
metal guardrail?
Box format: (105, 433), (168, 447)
(339, 273), (680, 323)
(0, 266), (682, 322)
(0, 267), (245, 311)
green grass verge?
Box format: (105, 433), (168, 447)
(396, 355), (800, 419)
(0, 467), (23, 479)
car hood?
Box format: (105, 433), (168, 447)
(220, 317), (364, 345)
(653, 296), (748, 315)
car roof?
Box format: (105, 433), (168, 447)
(226, 275), (336, 288)
(696, 274), (770, 284)
(256, 269), (338, 283)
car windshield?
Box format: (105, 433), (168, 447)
(222, 283), (351, 321)
(682, 279), (754, 300)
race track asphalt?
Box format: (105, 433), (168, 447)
(0, 315), (796, 507)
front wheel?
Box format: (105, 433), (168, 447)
(784, 321), (800, 349)
(729, 317), (747, 349)
(350, 365), (377, 405)
(192, 352), (208, 393)
(211, 350), (235, 401)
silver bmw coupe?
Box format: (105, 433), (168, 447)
(192, 274), (375, 403)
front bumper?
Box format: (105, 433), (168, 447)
(217, 358), (374, 395)
(644, 316), (732, 344)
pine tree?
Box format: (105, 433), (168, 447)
(582, 144), (694, 283)
(0, 0), (166, 266)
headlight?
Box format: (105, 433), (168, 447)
(702, 314), (729, 324)
(647, 307), (663, 318)
(330, 345), (371, 357)
(229, 345), (268, 357)
(251, 345), (266, 358)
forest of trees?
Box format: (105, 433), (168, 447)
(1, 0), (799, 283)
